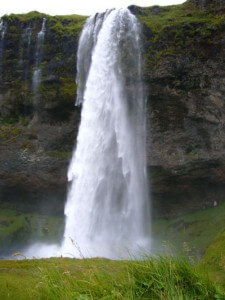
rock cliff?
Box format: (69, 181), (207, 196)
(1, 1), (225, 218)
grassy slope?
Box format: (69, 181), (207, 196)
(152, 202), (225, 256)
(139, 2), (225, 41)
(0, 256), (224, 299)
(0, 208), (64, 253)
(201, 229), (225, 286)
(140, 3), (214, 33)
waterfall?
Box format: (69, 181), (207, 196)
(24, 8), (151, 260)
(18, 26), (32, 71)
(62, 8), (151, 259)
(0, 21), (7, 84)
(24, 27), (32, 80)
(76, 11), (111, 105)
(32, 18), (46, 111)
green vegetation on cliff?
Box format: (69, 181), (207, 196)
(132, 1), (225, 75)
(4, 1), (225, 126)
(138, 2), (225, 36)
(3, 11), (86, 35)
(0, 11), (85, 125)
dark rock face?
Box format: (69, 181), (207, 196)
(189, 0), (225, 9)
(128, 5), (144, 15)
(1, 5), (225, 218)
(0, 12), (84, 215)
(141, 2), (225, 216)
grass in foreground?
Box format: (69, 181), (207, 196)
(0, 255), (224, 299)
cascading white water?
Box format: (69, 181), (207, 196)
(24, 8), (151, 260)
(62, 8), (151, 259)
(32, 18), (46, 96)
(0, 21), (7, 84)
(76, 11), (111, 105)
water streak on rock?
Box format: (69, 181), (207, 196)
(18, 26), (33, 80)
(32, 18), (46, 113)
(0, 21), (7, 84)
(18, 26), (32, 68)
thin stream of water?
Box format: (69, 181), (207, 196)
(32, 18), (46, 111)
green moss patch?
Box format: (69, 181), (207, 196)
(0, 125), (22, 139)
(0, 209), (64, 252)
(47, 151), (72, 159)
(138, 2), (225, 39)
(1, 11), (85, 124)
(136, 2), (225, 74)
(152, 202), (225, 256)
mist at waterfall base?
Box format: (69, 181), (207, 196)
(24, 8), (151, 260)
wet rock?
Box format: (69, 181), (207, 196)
(1, 5), (225, 218)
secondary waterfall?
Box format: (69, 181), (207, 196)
(18, 26), (32, 71)
(32, 18), (46, 108)
(62, 8), (151, 259)
(0, 21), (7, 84)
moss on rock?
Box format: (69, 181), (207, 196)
(0, 11), (85, 125)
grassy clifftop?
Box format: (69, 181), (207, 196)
(3, 11), (86, 37)
(131, 1), (225, 74)
(137, 1), (225, 34)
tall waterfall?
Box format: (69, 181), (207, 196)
(32, 18), (46, 108)
(62, 8), (151, 259)
(0, 21), (7, 84)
